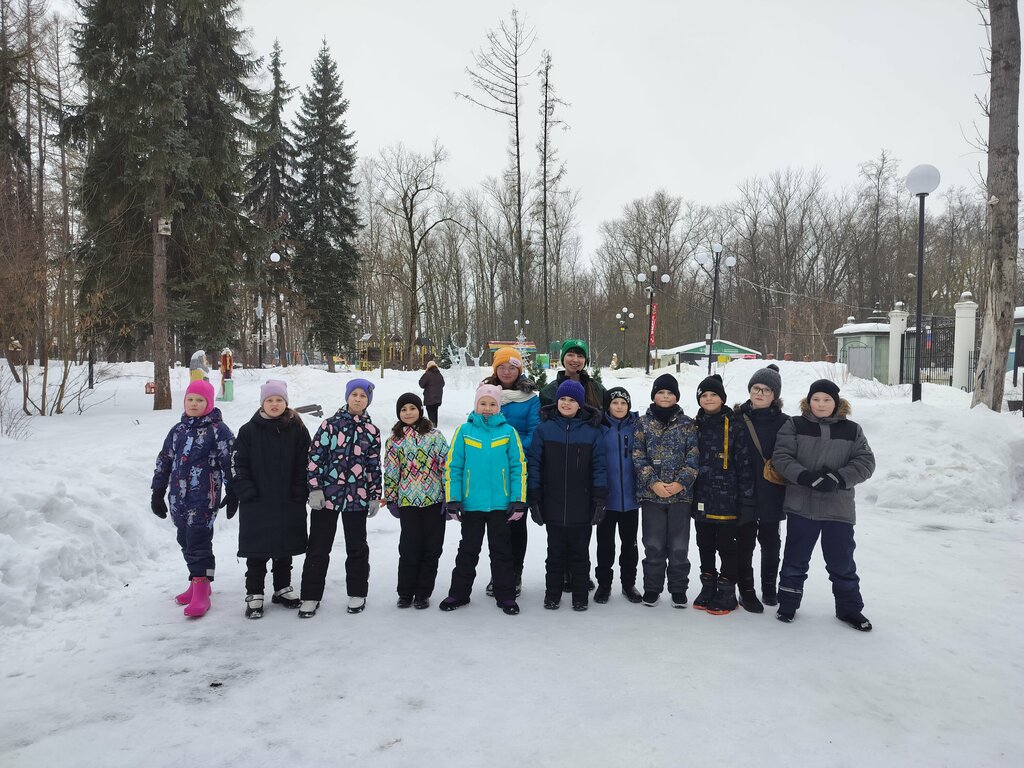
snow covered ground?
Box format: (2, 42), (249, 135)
(2, 360), (1023, 767)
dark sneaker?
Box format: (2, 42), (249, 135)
(776, 605), (796, 623)
(439, 596), (469, 612)
(838, 612), (872, 632)
(642, 591), (659, 607)
(499, 600), (520, 616)
(397, 596), (413, 609)
(543, 594), (560, 610)
(621, 585), (644, 604)
(413, 597), (430, 610)
(594, 584), (612, 603)
(670, 592), (687, 609)
(572, 599), (588, 612)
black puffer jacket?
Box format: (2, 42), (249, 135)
(418, 364), (445, 406)
(733, 400), (789, 523)
(693, 405), (756, 524)
(231, 409), (312, 558)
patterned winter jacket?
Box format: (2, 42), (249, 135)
(527, 404), (608, 526)
(772, 399), (876, 525)
(632, 406), (699, 505)
(602, 410), (640, 513)
(693, 405), (756, 524)
(446, 411), (526, 512)
(383, 426), (449, 508)
(152, 408), (234, 521)
(307, 407), (382, 512)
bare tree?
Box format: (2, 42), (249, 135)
(457, 9), (535, 326)
(973, 0), (1020, 409)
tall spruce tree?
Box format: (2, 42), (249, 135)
(244, 39), (297, 367)
(290, 41), (358, 372)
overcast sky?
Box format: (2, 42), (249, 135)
(238, 0), (993, 256)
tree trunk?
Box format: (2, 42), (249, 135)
(972, 0), (1020, 409)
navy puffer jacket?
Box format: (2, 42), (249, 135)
(733, 400), (789, 523)
(693, 405), (756, 524)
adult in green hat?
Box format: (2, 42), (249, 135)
(540, 338), (607, 411)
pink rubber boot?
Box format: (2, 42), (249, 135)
(174, 581), (194, 606)
(183, 577), (211, 617)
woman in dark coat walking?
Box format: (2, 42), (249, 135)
(418, 359), (445, 426)
(230, 380), (312, 618)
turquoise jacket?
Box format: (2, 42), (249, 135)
(446, 411), (527, 512)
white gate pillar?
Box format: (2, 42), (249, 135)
(953, 292), (979, 391)
(888, 302), (909, 385)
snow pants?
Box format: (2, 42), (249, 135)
(245, 557), (293, 595)
(595, 509), (639, 588)
(736, 519), (781, 591)
(397, 503), (446, 600)
(545, 524), (593, 601)
(300, 509), (369, 601)
(778, 513), (863, 617)
(447, 511), (516, 604)
(640, 501), (691, 595)
(173, 508), (216, 580)
(695, 520), (738, 581)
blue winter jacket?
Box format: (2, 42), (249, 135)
(446, 411), (527, 512)
(152, 408), (234, 521)
(500, 385), (541, 453)
(602, 411), (640, 513)
(527, 404), (608, 526)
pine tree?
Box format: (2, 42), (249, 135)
(290, 41), (359, 372)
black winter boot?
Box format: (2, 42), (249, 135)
(693, 572), (717, 611)
(594, 584), (612, 603)
(707, 578), (737, 615)
(838, 611), (872, 632)
(737, 579), (764, 613)
(761, 582), (778, 606)
(621, 585), (644, 603)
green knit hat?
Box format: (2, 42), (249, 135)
(560, 338), (589, 365)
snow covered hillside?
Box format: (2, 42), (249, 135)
(2, 361), (1022, 767)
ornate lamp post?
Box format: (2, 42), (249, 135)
(637, 266), (670, 375)
(694, 243), (736, 374)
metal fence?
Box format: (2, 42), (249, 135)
(899, 315), (976, 392)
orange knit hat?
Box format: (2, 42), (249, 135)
(492, 346), (523, 372)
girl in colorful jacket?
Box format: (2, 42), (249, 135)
(298, 378), (382, 618)
(439, 384), (527, 616)
(383, 393), (450, 610)
(481, 345), (540, 596)
(151, 379), (234, 618)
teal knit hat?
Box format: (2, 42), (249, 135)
(560, 338), (589, 365)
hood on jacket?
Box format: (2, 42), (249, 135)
(466, 410), (509, 429)
(602, 410), (639, 428)
(251, 408), (302, 430)
(181, 407), (224, 427)
(540, 402), (603, 427)
(798, 397), (852, 420)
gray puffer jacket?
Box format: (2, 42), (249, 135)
(771, 399), (875, 524)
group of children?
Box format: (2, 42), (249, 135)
(151, 342), (876, 632)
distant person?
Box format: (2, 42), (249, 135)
(439, 384), (527, 616)
(596, 387), (643, 604)
(299, 379), (382, 619)
(383, 393), (450, 610)
(229, 380), (310, 619)
(631, 373), (699, 608)
(733, 364), (789, 609)
(480, 346), (540, 597)
(418, 358), (445, 426)
(772, 379), (876, 631)
(691, 374), (756, 616)
(527, 380), (607, 611)
(150, 379), (235, 618)
(540, 339), (606, 411)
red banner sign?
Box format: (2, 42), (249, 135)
(649, 303), (658, 345)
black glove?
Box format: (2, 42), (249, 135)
(507, 501), (527, 521)
(529, 503), (544, 526)
(150, 489), (168, 519)
(591, 499), (607, 526)
(219, 493), (239, 519)
(797, 470), (823, 490)
(816, 467), (843, 493)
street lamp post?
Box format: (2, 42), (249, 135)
(615, 306), (634, 367)
(695, 243), (736, 374)
(905, 164), (941, 402)
(637, 266), (670, 375)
